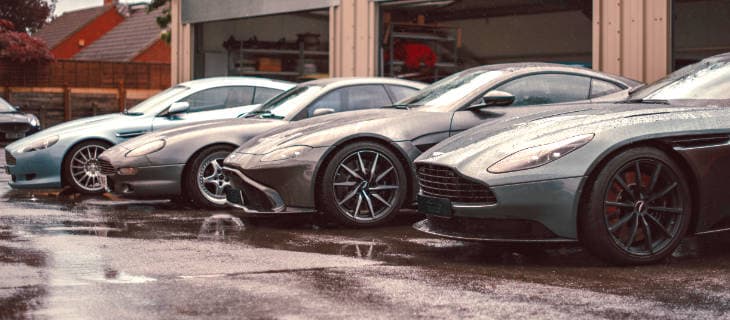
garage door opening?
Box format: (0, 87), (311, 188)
(672, 0), (730, 70)
(193, 10), (330, 81)
(379, 0), (593, 82)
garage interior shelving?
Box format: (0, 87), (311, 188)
(223, 36), (329, 80)
(383, 22), (461, 82)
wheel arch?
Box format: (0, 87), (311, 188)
(181, 142), (239, 178)
(312, 134), (416, 210)
(60, 137), (115, 187)
(576, 138), (701, 241)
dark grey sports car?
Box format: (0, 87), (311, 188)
(97, 77), (424, 208)
(222, 63), (641, 227)
(0, 97), (40, 144)
(413, 52), (730, 265)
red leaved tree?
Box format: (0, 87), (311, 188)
(0, 19), (52, 63)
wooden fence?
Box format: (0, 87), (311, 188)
(1, 86), (161, 129)
(0, 59), (170, 89)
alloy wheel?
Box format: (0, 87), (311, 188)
(332, 150), (400, 222)
(197, 156), (230, 203)
(70, 144), (108, 192)
(603, 158), (686, 256)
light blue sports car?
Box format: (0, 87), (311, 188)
(4, 77), (294, 194)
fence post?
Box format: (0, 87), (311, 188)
(92, 102), (98, 116)
(3, 86), (9, 103)
(118, 80), (126, 112)
(39, 105), (47, 128)
(63, 84), (71, 121)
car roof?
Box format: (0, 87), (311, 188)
(177, 77), (295, 91)
(301, 77), (427, 89)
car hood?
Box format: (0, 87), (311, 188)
(416, 103), (719, 168)
(0, 112), (32, 124)
(115, 117), (287, 151)
(235, 108), (442, 154)
(7, 113), (140, 150)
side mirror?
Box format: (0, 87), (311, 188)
(468, 90), (515, 110)
(312, 108), (335, 117)
(14, 105), (22, 111)
(168, 101), (190, 115)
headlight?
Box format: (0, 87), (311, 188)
(27, 115), (39, 127)
(260, 145), (312, 162)
(125, 139), (166, 157)
(488, 134), (594, 173)
(18, 135), (59, 153)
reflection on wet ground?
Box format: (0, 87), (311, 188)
(1, 149), (730, 318)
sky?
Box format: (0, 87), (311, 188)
(53, 0), (151, 15)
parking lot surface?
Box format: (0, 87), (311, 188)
(1, 148), (729, 319)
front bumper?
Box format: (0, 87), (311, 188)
(105, 164), (185, 198)
(223, 166), (316, 216)
(415, 176), (585, 241)
(6, 148), (63, 189)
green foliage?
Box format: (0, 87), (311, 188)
(147, 0), (170, 43)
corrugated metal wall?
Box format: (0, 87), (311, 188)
(592, 0), (671, 83)
(171, 0), (192, 84)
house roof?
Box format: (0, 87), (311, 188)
(34, 6), (111, 49)
(73, 6), (166, 62)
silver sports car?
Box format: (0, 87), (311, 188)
(222, 63), (641, 227)
(412, 53), (730, 265)
(5, 77), (293, 194)
(98, 78), (425, 208)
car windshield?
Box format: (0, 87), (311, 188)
(247, 85), (323, 119)
(126, 86), (190, 115)
(0, 97), (16, 112)
(395, 69), (505, 109)
(630, 59), (730, 101)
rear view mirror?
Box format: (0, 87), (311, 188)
(168, 101), (190, 115)
(312, 108), (335, 117)
(468, 90), (515, 110)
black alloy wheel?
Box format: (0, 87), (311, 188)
(320, 142), (408, 227)
(581, 147), (691, 265)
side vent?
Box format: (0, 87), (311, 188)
(669, 134), (730, 148)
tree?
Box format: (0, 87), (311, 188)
(148, 0), (171, 43)
(0, 19), (52, 63)
(0, 0), (55, 33)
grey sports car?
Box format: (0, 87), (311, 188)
(222, 63), (641, 227)
(413, 52), (730, 265)
(98, 77), (425, 208)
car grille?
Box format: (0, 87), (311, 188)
(0, 123), (31, 133)
(224, 168), (274, 212)
(416, 164), (496, 204)
(99, 159), (116, 175)
(5, 150), (15, 165)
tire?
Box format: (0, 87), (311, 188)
(319, 142), (408, 227)
(62, 140), (112, 194)
(580, 147), (692, 265)
(183, 145), (235, 209)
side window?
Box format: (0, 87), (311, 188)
(253, 87), (283, 104)
(387, 85), (419, 102)
(346, 85), (391, 111)
(181, 86), (254, 113)
(308, 88), (346, 117)
(493, 74), (591, 107)
(590, 78), (622, 98)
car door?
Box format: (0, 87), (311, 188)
(449, 73), (592, 135)
(151, 86), (256, 131)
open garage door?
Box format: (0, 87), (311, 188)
(672, 0), (730, 70)
(379, 0), (593, 82)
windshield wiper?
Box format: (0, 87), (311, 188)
(624, 98), (670, 105)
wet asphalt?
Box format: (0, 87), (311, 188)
(1, 149), (729, 319)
